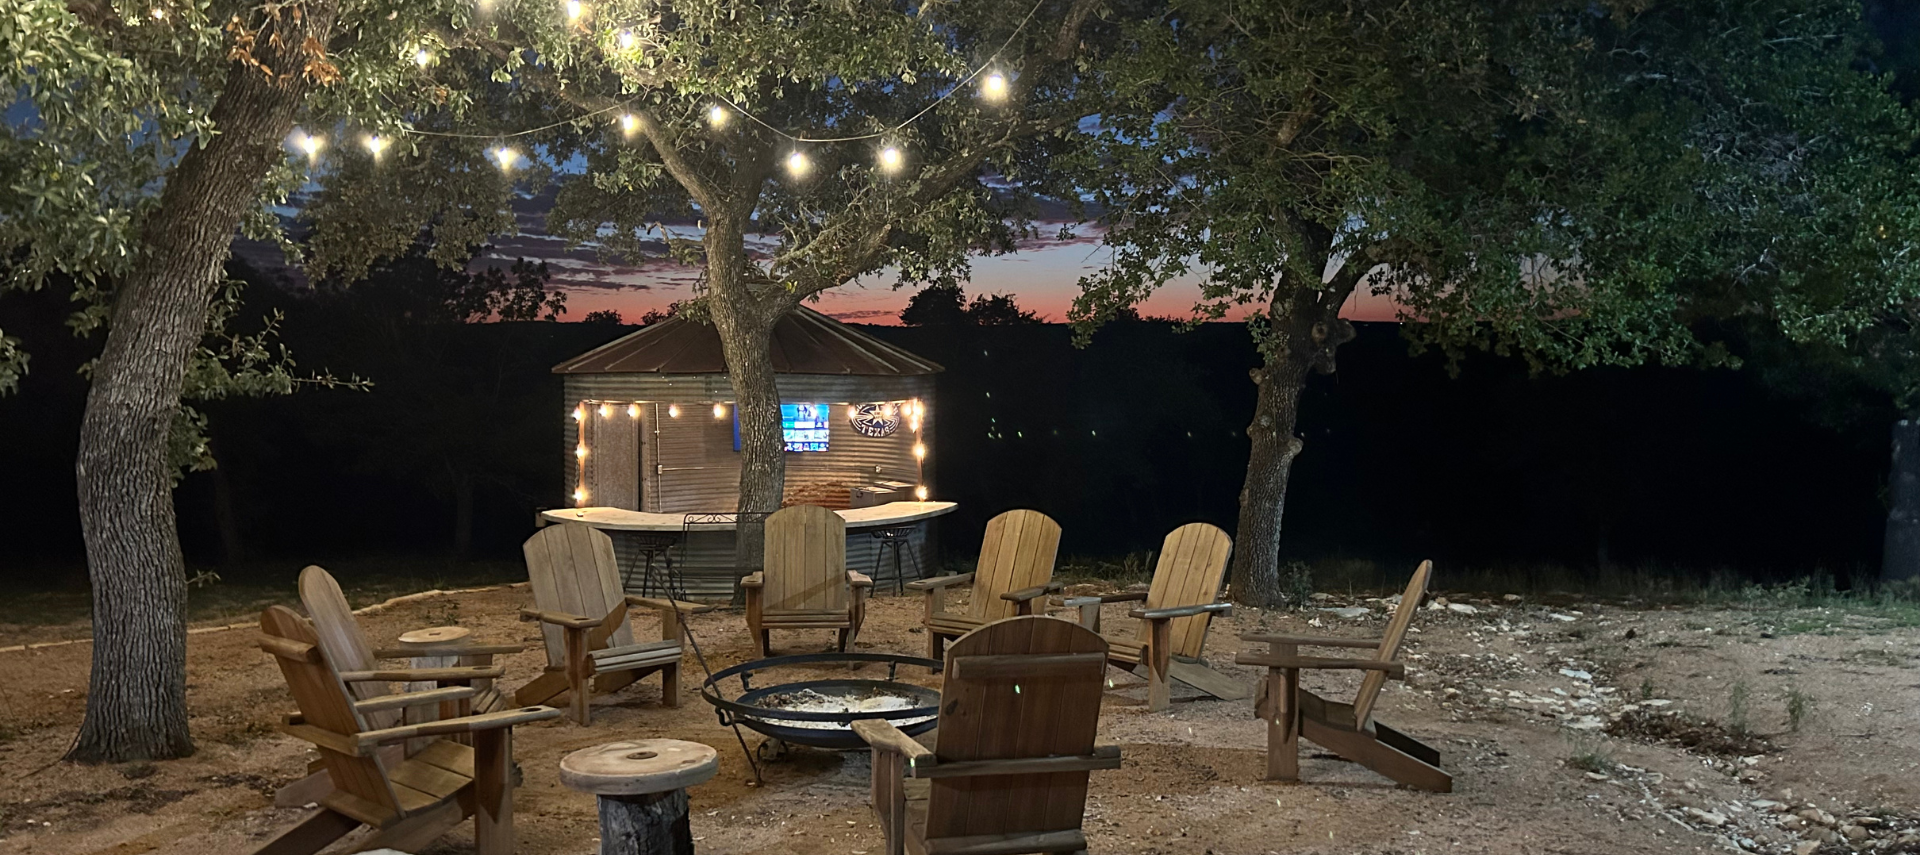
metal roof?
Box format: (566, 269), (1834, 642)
(553, 307), (943, 376)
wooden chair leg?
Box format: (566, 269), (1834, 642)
(1146, 618), (1173, 712)
(248, 808), (360, 855)
(563, 627), (591, 726)
(660, 661), (680, 708)
(758, 630), (772, 657)
(870, 747), (906, 855)
(1267, 667), (1300, 782)
(837, 628), (850, 652)
(1078, 601), (1102, 634)
(926, 630), (944, 662)
(472, 728), (514, 855)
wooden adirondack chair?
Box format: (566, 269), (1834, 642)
(515, 523), (714, 725)
(1061, 522), (1247, 712)
(742, 504), (873, 656)
(852, 616), (1122, 855)
(908, 509), (1063, 660)
(252, 605), (562, 855)
(273, 566), (521, 808)
(1237, 560), (1450, 792)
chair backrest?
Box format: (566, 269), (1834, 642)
(925, 616), (1109, 841)
(524, 524), (635, 669)
(298, 566), (403, 728)
(260, 605), (404, 821)
(967, 510), (1062, 623)
(1353, 559), (1433, 726)
(761, 504), (848, 613)
(1136, 522), (1234, 658)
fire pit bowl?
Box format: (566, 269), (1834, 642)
(700, 652), (942, 750)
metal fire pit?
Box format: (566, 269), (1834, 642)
(700, 652), (941, 750)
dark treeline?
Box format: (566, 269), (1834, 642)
(0, 270), (1891, 586)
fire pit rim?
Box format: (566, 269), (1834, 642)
(699, 651), (942, 748)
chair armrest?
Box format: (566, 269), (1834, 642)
(353, 685), (480, 715)
(519, 608), (600, 630)
(372, 642), (526, 658)
(740, 572), (764, 589)
(905, 572), (975, 592)
(910, 745), (1123, 779)
(1060, 591), (1149, 608)
(626, 596), (717, 614)
(851, 719), (934, 763)
(354, 706), (564, 753)
(1130, 602), (1232, 621)
(1001, 581), (1065, 603)
(1239, 633), (1381, 649)
(338, 665), (504, 682)
(849, 571), (874, 588)
(1234, 652), (1405, 678)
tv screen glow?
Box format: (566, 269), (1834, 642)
(733, 402), (831, 452)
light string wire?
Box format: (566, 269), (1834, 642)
(298, 0), (1046, 153)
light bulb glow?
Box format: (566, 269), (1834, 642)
(619, 113), (640, 136)
(913, 442), (927, 460)
(296, 131), (323, 159)
(785, 150), (810, 178)
(668, 404), (681, 418)
(598, 404), (612, 418)
(627, 404), (640, 418)
(564, 0), (584, 22)
(492, 146), (518, 171)
(414, 47), (432, 67)
(150, 6), (165, 19)
(573, 488), (587, 504)
(713, 403), (727, 419)
(707, 105), (729, 128)
(576, 444), (588, 459)
(915, 485), (929, 501)
(878, 146), (903, 173)
(363, 135), (389, 158)
(981, 72), (1009, 101)
(572, 407), (585, 422)
(616, 29), (637, 50)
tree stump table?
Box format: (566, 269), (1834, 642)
(560, 740), (719, 855)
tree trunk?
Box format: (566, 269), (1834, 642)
(703, 215), (784, 577)
(67, 1), (338, 763)
(1226, 264), (1357, 608)
(1884, 418), (1920, 582)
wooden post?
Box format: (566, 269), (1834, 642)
(1146, 618), (1172, 712)
(473, 727), (514, 855)
(564, 626), (591, 726)
(598, 790), (693, 855)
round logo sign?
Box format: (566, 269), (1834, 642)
(850, 402), (901, 438)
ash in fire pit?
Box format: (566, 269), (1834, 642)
(749, 686), (936, 730)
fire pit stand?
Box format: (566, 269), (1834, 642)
(700, 652), (941, 753)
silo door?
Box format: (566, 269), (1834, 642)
(584, 406), (641, 510)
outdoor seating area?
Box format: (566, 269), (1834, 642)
(234, 508), (1451, 855)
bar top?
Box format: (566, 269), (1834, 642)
(540, 500), (958, 532)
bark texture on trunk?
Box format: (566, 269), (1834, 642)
(1227, 250), (1359, 607)
(703, 214), (783, 576)
(68, 1), (337, 763)
(1884, 419), (1920, 582)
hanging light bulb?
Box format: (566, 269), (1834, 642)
(877, 145), (903, 174)
(572, 406), (585, 422)
(913, 442), (927, 461)
(576, 444), (588, 459)
(573, 488), (588, 504)
(627, 404), (640, 418)
(707, 104), (729, 129)
(619, 113), (640, 136)
(915, 485), (929, 501)
(150, 6), (165, 19)
(564, 0), (585, 22)
(785, 150), (810, 178)
(980, 72), (1009, 102)
(598, 404), (612, 418)
(295, 130), (324, 160)
(414, 47), (433, 67)
(713, 403), (727, 419)
(363, 134), (389, 159)
(492, 145), (518, 172)
(668, 404), (681, 418)
(616, 29), (637, 50)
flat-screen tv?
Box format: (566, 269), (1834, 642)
(733, 402), (831, 452)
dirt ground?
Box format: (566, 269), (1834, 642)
(1, 579), (1917, 855)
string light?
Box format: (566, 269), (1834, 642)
(627, 404), (640, 418)
(572, 406), (585, 422)
(785, 150), (811, 178)
(877, 145), (903, 174)
(414, 47), (433, 67)
(980, 72), (1009, 102)
(913, 442), (927, 461)
(573, 488), (588, 504)
(576, 444), (588, 459)
(598, 404), (612, 418)
(713, 403), (727, 419)
(565, 0), (585, 23)
(668, 404), (681, 418)
(707, 105), (730, 129)
(619, 114), (640, 136)
(915, 486), (929, 501)
(616, 29), (637, 51)
(149, 6), (165, 19)
(363, 135), (390, 159)
(295, 131), (323, 160)
(492, 146), (518, 172)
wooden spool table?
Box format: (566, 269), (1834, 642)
(560, 739), (719, 855)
